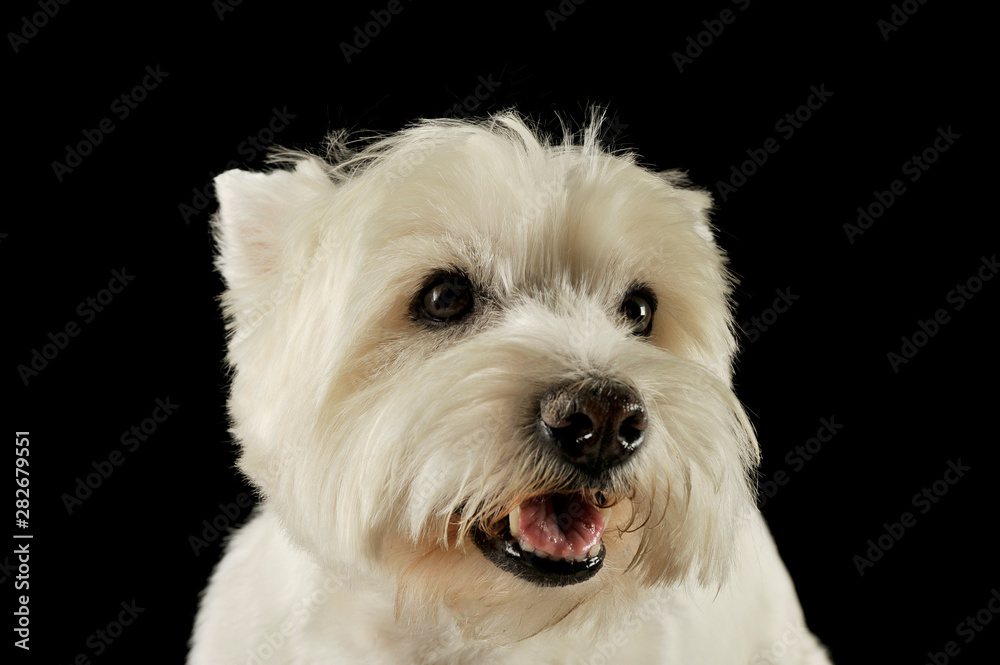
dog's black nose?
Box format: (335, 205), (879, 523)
(539, 377), (647, 476)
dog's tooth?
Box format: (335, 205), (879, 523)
(533, 549), (549, 559)
(587, 542), (602, 558)
(519, 539), (535, 553)
(599, 506), (612, 521)
(509, 506), (521, 539)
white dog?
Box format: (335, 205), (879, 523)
(188, 112), (832, 664)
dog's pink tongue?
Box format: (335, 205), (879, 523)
(518, 493), (604, 559)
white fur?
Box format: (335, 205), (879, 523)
(189, 112), (831, 664)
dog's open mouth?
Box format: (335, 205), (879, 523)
(471, 492), (609, 586)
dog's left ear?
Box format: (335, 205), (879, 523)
(658, 170), (716, 244)
(213, 157), (334, 326)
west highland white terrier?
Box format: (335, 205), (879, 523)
(188, 112), (832, 664)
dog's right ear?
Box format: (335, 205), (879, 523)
(212, 157), (333, 327)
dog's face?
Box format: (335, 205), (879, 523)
(214, 114), (758, 641)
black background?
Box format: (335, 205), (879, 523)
(8, 1), (995, 663)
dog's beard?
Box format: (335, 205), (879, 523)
(240, 297), (757, 643)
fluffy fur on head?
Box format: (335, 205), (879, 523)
(193, 111), (829, 663)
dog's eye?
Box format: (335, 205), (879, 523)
(621, 289), (655, 336)
(416, 273), (474, 324)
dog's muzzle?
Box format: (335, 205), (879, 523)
(471, 377), (645, 586)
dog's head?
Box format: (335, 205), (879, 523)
(214, 112), (758, 641)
